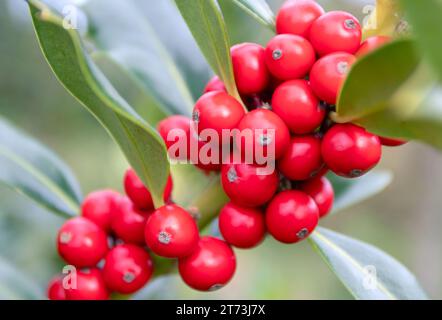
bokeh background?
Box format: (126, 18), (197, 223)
(1, 0), (441, 299)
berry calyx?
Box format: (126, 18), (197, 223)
(81, 189), (120, 232)
(102, 244), (154, 294)
(309, 52), (356, 104)
(276, 0), (325, 38)
(301, 176), (334, 218)
(278, 135), (324, 181)
(218, 202), (266, 249)
(266, 190), (319, 243)
(204, 76), (226, 93)
(157, 115), (191, 160)
(272, 79), (325, 134)
(111, 196), (151, 245)
(221, 159), (279, 207)
(235, 108), (290, 161)
(57, 217), (108, 268)
(309, 11), (361, 56)
(47, 276), (66, 300)
(64, 268), (109, 300)
(178, 236), (236, 291)
(124, 168), (173, 210)
(231, 43), (270, 95)
(356, 36), (391, 58)
(265, 34), (316, 80)
(144, 204), (199, 258)
(192, 91), (245, 137)
(379, 136), (407, 147)
(322, 124), (382, 178)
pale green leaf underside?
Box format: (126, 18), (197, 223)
(0, 117), (81, 217)
(229, 0), (276, 31)
(309, 227), (428, 300)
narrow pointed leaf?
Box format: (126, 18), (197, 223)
(309, 227), (428, 300)
(174, 0), (242, 103)
(0, 117), (81, 217)
(229, 0), (275, 31)
(28, 0), (169, 207)
(329, 170), (393, 214)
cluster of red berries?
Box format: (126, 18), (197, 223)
(48, 169), (235, 299)
(48, 0), (407, 300)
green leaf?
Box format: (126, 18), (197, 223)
(229, 0), (275, 31)
(0, 117), (81, 217)
(329, 170), (393, 214)
(174, 0), (243, 104)
(0, 256), (45, 299)
(400, 0), (442, 80)
(309, 227), (428, 300)
(28, 0), (169, 207)
(82, 0), (196, 118)
(336, 37), (442, 149)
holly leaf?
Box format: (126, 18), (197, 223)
(28, 0), (169, 207)
(329, 170), (393, 214)
(0, 117), (81, 218)
(229, 0), (276, 31)
(309, 227), (428, 300)
(174, 0), (242, 103)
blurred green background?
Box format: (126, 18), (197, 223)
(1, 0), (441, 299)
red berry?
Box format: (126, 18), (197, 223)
(266, 190), (319, 243)
(145, 204), (199, 258)
(124, 168), (173, 210)
(102, 244), (154, 294)
(322, 124), (382, 178)
(178, 236), (236, 291)
(379, 136), (407, 147)
(157, 115), (191, 160)
(190, 131), (222, 172)
(309, 11), (361, 56)
(276, 0), (325, 38)
(204, 76), (226, 93)
(272, 79), (325, 134)
(278, 135), (324, 181)
(57, 217), (108, 268)
(356, 36), (391, 58)
(301, 176), (334, 218)
(235, 109), (290, 161)
(111, 196), (151, 245)
(310, 52), (356, 104)
(47, 276), (66, 300)
(265, 34), (316, 80)
(221, 160), (279, 207)
(64, 268), (109, 300)
(81, 189), (120, 232)
(231, 43), (270, 95)
(193, 91), (245, 137)
(218, 202), (266, 249)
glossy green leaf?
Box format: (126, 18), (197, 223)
(28, 0), (169, 207)
(309, 227), (428, 300)
(400, 0), (442, 80)
(229, 0), (275, 31)
(174, 0), (243, 103)
(0, 256), (45, 299)
(329, 170), (393, 214)
(0, 117), (81, 217)
(82, 0), (196, 118)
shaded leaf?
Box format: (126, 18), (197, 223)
(0, 117), (81, 217)
(309, 227), (428, 300)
